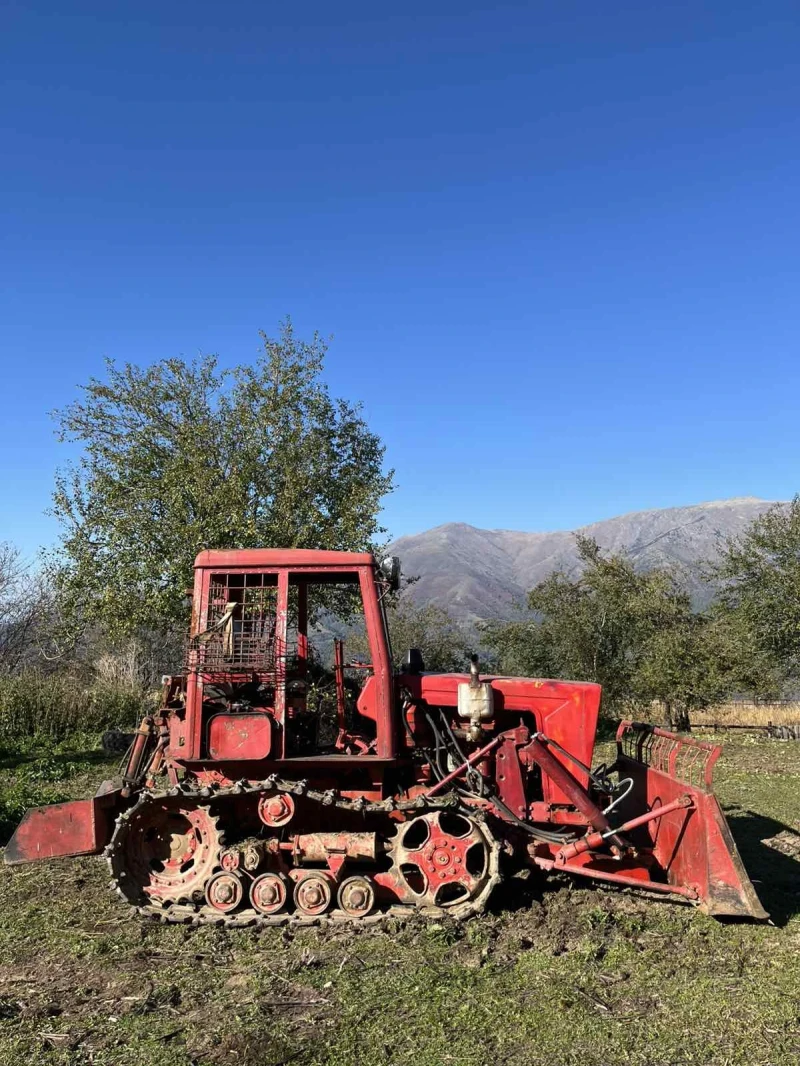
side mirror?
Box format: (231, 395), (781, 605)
(380, 555), (401, 591)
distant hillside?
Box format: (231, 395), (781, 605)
(390, 498), (780, 622)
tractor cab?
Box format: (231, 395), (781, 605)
(171, 550), (400, 766)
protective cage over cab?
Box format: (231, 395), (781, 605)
(177, 549), (397, 764)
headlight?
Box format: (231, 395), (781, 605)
(380, 555), (401, 590)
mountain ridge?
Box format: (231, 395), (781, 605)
(415, 495), (769, 538)
(389, 498), (781, 621)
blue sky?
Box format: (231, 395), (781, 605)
(2, 1), (800, 557)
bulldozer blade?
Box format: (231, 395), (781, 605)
(3, 795), (117, 866)
(614, 722), (768, 921)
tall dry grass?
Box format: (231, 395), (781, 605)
(691, 701), (800, 727)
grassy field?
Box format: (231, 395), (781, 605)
(0, 732), (798, 1066)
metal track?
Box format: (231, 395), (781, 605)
(106, 773), (502, 928)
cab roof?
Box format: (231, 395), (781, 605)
(194, 548), (376, 570)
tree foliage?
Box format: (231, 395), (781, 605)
(483, 535), (774, 727)
(712, 497), (800, 678)
(385, 599), (473, 673)
(50, 322), (394, 638)
(348, 597), (472, 674)
(0, 544), (47, 674)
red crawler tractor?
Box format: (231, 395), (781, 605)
(4, 549), (767, 925)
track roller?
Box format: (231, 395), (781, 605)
(205, 870), (246, 913)
(293, 872), (332, 916)
(250, 872), (290, 915)
(337, 875), (376, 917)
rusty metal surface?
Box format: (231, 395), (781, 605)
(207, 713), (272, 761)
(108, 798), (221, 906)
(337, 875), (376, 917)
(614, 722), (767, 919)
(104, 774), (501, 927)
(291, 832), (377, 863)
(390, 810), (498, 910)
(616, 720), (721, 789)
(4, 795), (116, 865)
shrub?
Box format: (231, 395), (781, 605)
(0, 775), (68, 844)
(0, 670), (147, 742)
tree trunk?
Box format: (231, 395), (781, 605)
(662, 701), (691, 733)
(678, 703), (695, 729)
(674, 706), (691, 733)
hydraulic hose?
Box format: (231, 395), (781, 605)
(486, 790), (573, 844)
(422, 710), (449, 780)
(438, 709), (485, 795)
(422, 711), (571, 844)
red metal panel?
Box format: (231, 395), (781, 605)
(194, 549), (375, 569)
(536, 686), (601, 800)
(359, 567), (396, 759)
(4, 797), (111, 865)
(207, 713), (272, 761)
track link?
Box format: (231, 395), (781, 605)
(106, 774), (502, 928)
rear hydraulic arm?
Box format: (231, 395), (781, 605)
(521, 733), (627, 852)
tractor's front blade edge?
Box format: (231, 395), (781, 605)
(612, 721), (768, 921)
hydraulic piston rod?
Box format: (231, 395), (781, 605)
(555, 794), (695, 863)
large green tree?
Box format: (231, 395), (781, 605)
(50, 322), (394, 638)
(712, 497), (800, 678)
(483, 535), (773, 728)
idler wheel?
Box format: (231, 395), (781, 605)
(250, 872), (289, 915)
(205, 870), (245, 913)
(293, 873), (332, 916)
(337, 875), (376, 918)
